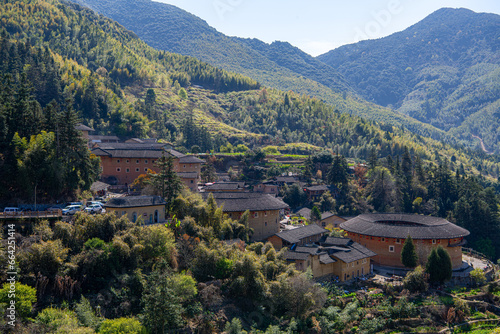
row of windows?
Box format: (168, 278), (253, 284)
(116, 167), (150, 173)
(116, 159), (155, 164)
(358, 234), (440, 245)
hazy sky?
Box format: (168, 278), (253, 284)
(154, 0), (500, 56)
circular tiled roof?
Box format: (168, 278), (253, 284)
(340, 213), (470, 240)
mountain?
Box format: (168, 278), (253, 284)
(66, 0), (450, 142)
(318, 8), (500, 153)
(1, 0), (499, 185)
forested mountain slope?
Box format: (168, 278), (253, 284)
(66, 0), (451, 142)
(318, 8), (500, 153)
(1, 0), (500, 202)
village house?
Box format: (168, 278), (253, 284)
(104, 196), (165, 224)
(252, 181), (279, 195)
(294, 208), (348, 228)
(318, 212), (348, 229)
(267, 224), (329, 250)
(88, 135), (120, 145)
(202, 192), (289, 241)
(340, 213), (470, 269)
(76, 123), (94, 140)
(281, 232), (376, 281)
(203, 182), (246, 193)
(91, 142), (203, 191)
(304, 185), (329, 202)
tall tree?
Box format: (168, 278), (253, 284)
(311, 206), (321, 223)
(149, 152), (183, 215)
(400, 235), (418, 268)
(426, 246), (452, 284)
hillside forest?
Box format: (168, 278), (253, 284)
(0, 0), (500, 333)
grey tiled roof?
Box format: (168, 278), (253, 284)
(274, 224), (328, 244)
(92, 149), (165, 159)
(320, 236), (352, 247)
(321, 212), (339, 220)
(91, 143), (184, 159)
(294, 246), (321, 254)
(320, 254), (337, 264)
(179, 155), (204, 163)
(330, 242), (376, 264)
(89, 135), (120, 142)
(204, 182), (245, 191)
(202, 192), (289, 212)
(165, 149), (185, 158)
(284, 251), (310, 261)
(76, 123), (94, 131)
(296, 208), (311, 219)
(305, 185), (329, 191)
(284, 238), (375, 265)
(104, 196), (165, 208)
(340, 213), (470, 239)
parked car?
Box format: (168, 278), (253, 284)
(84, 204), (104, 214)
(46, 206), (63, 213)
(3, 207), (20, 215)
(62, 205), (83, 215)
(87, 201), (104, 207)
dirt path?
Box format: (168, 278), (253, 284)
(471, 134), (494, 155)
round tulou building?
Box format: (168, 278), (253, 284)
(340, 213), (470, 269)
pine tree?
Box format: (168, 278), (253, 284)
(149, 152), (183, 215)
(311, 206), (321, 223)
(426, 246), (452, 284)
(401, 235), (418, 268)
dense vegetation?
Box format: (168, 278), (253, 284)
(1, 0), (500, 205)
(66, 0), (455, 143)
(318, 8), (500, 153)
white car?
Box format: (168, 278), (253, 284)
(62, 205), (83, 215)
(84, 204), (104, 214)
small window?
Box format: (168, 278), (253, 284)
(382, 237), (385, 242)
(389, 246), (395, 252)
(195, 165), (198, 169)
(136, 159), (140, 164)
(135, 168), (140, 172)
(117, 159), (120, 163)
(190, 180), (194, 183)
(183, 165), (186, 168)
(432, 239), (436, 244)
(351, 263), (354, 267)
(265, 222), (267, 226)
(362, 259), (367, 264)
(126, 168), (130, 173)
(116, 167), (121, 172)
(396, 238), (401, 244)
(144, 168), (148, 172)
(264, 211), (267, 217)
(145, 160), (148, 164)
(322, 222), (326, 227)
(253, 212), (258, 218)
(126, 159), (130, 163)
(152, 160), (155, 164)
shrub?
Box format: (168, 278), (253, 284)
(99, 317), (146, 334)
(403, 266), (428, 293)
(0, 283), (36, 318)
